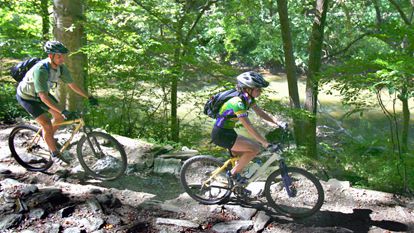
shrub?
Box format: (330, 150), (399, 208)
(0, 82), (29, 123)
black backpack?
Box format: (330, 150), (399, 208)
(10, 57), (43, 83)
(203, 88), (245, 118)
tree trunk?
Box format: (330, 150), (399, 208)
(372, 0), (383, 27)
(53, 0), (87, 111)
(400, 85), (410, 154)
(304, 0), (329, 158)
(170, 24), (182, 142)
(276, 0), (305, 145)
(170, 51), (180, 142)
(40, 0), (49, 41)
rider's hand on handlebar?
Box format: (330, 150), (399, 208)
(267, 143), (281, 153)
(61, 110), (78, 120)
(276, 122), (288, 130)
(88, 96), (99, 106)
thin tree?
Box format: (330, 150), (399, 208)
(133, 0), (217, 142)
(387, 0), (413, 154)
(304, 0), (329, 158)
(40, 0), (49, 41)
(276, 0), (305, 145)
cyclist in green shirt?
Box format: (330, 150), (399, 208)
(211, 71), (278, 180)
(16, 41), (98, 162)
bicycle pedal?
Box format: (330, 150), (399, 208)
(233, 186), (251, 197)
(54, 159), (70, 167)
(52, 152), (72, 165)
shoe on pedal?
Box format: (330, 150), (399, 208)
(51, 151), (72, 164)
(227, 171), (248, 186)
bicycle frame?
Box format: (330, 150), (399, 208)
(203, 151), (284, 188)
(32, 118), (85, 154)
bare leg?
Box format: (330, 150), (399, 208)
(230, 135), (261, 175)
(49, 108), (64, 133)
(35, 114), (58, 153)
(34, 109), (64, 154)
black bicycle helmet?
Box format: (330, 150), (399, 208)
(236, 71), (269, 88)
(44, 41), (69, 54)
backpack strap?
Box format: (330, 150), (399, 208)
(43, 62), (49, 72)
(217, 90), (249, 119)
(42, 61), (63, 79)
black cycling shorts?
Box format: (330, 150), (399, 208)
(16, 94), (49, 119)
(211, 126), (238, 149)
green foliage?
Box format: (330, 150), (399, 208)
(318, 107), (414, 192)
(1, 0), (412, 195)
(0, 82), (29, 123)
(260, 91), (314, 121)
(82, 0), (243, 143)
(0, 0), (45, 58)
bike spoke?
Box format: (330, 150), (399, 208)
(9, 125), (52, 171)
(77, 132), (126, 180)
(180, 156), (232, 204)
(265, 167), (324, 218)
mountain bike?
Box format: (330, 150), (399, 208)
(8, 111), (127, 180)
(180, 124), (324, 218)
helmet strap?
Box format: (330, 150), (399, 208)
(48, 54), (59, 69)
(242, 87), (254, 99)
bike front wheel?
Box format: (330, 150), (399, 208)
(77, 131), (127, 180)
(8, 125), (53, 172)
(180, 155), (232, 205)
(264, 167), (324, 218)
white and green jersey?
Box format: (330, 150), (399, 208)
(17, 58), (73, 101)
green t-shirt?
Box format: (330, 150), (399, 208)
(17, 58), (73, 101)
(214, 93), (256, 129)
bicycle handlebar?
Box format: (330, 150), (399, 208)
(275, 121), (288, 131)
(267, 143), (283, 153)
(265, 121), (291, 153)
(63, 105), (98, 121)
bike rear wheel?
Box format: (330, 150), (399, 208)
(8, 125), (53, 172)
(77, 131), (127, 180)
(264, 167), (324, 218)
(180, 155), (232, 205)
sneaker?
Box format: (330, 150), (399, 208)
(52, 151), (72, 164)
(226, 171), (248, 186)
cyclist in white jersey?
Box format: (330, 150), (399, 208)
(16, 41), (98, 162)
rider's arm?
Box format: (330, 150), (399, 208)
(34, 69), (64, 113)
(67, 83), (90, 99)
(252, 105), (279, 126)
(38, 92), (64, 113)
(239, 116), (269, 148)
(60, 65), (90, 99)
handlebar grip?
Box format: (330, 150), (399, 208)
(267, 144), (282, 153)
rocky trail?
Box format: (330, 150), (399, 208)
(0, 124), (413, 233)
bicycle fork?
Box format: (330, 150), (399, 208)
(279, 160), (296, 198)
(83, 128), (104, 158)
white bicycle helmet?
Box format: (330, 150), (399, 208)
(44, 41), (69, 54)
(236, 71), (269, 88)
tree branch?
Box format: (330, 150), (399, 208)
(132, 0), (176, 32)
(388, 0), (412, 25)
(324, 32), (373, 60)
(184, 0), (218, 44)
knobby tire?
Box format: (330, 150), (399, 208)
(180, 155), (232, 205)
(264, 167), (324, 218)
(8, 124), (53, 172)
(77, 131), (127, 180)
